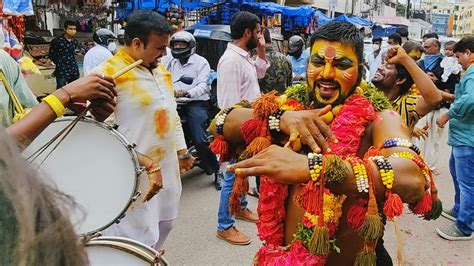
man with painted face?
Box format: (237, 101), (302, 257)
(211, 22), (438, 264)
(167, 31), (223, 190)
(287, 35), (310, 83)
(83, 28), (117, 75)
(215, 11), (269, 246)
(94, 10), (194, 251)
(49, 20), (80, 89)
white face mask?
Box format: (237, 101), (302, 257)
(372, 44), (380, 51)
(107, 41), (117, 52)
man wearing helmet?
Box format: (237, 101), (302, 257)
(167, 31), (223, 190)
(287, 35), (310, 83)
(83, 28), (117, 75)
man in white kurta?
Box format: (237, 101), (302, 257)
(94, 10), (192, 250)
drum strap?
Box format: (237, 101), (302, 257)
(0, 70), (31, 123)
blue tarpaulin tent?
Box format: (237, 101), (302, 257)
(332, 14), (373, 27)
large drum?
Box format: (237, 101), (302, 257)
(23, 117), (167, 265)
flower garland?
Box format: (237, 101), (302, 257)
(253, 84), (379, 265)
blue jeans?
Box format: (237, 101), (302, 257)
(178, 101), (219, 174)
(217, 167), (248, 231)
(449, 145), (474, 236)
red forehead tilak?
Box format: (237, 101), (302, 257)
(324, 46), (337, 59)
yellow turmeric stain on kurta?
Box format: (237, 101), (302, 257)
(154, 108), (169, 139)
(159, 64), (174, 93)
(103, 50), (152, 106)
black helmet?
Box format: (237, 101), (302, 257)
(170, 31), (196, 59)
(93, 28), (115, 46)
(288, 35), (304, 56)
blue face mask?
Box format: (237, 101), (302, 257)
(423, 54), (443, 71)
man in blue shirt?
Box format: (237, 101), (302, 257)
(436, 36), (474, 241)
(286, 35), (309, 83)
(49, 20), (80, 89)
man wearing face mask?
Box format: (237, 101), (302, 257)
(48, 20), (80, 89)
(83, 28), (117, 75)
(366, 37), (383, 81)
(216, 11), (269, 245)
(167, 31), (223, 190)
(287, 35), (310, 83)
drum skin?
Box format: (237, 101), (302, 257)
(23, 117), (140, 236)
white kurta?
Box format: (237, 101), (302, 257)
(95, 49), (186, 246)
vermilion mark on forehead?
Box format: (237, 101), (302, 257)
(324, 46), (337, 59)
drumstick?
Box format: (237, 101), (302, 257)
(111, 59), (143, 79)
(30, 60), (144, 166)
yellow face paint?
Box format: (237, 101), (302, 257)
(307, 40), (359, 107)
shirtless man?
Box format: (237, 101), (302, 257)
(212, 22), (438, 264)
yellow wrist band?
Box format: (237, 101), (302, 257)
(43, 94), (66, 117)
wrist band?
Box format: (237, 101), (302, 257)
(42, 94), (66, 117)
(60, 87), (72, 103)
(268, 109), (285, 133)
(348, 157), (369, 193)
(371, 156), (395, 190)
(215, 107), (235, 135)
(308, 153), (323, 182)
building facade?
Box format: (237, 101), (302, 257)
(431, 13), (450, 36)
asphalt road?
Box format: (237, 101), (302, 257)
(163, 127), (473, 265)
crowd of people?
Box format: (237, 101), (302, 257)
(0, 8), (472, 265)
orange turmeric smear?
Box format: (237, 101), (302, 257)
(154, 108), (169, 139)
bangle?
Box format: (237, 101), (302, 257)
(389, 151), (431, 185)
(60, 87), (72, 103)
(371, 156), (395, 190)
(348, 157), (369, 193)
(147, 167), (161, 174)
(215, 107), (234, 135)
(382, 138), (421, 156)
(177, 152), (191, 159)
(42, 94), (66, 117)
(268, 109), (285, 133)
(145, 160), (157, 171)
(308, 152), (323, 182)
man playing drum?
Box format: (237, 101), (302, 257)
(94, 10), (194, 251)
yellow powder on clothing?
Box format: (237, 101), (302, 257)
(154, 108), (169, 139)
(159, 64), (174, 93)
(104, 57), (152, 106)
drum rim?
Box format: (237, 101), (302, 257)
(46, 117), (142, 237)
(85, 236), (168, 265)
(85, 239), (155, 263)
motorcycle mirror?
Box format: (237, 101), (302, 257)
(174, 76), (194, 85)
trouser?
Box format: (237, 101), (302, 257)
(178, 101), (219, 175)
(449, 145), (474, 236)
(217, 166), (248, 231)
(413, 108), (447, 169)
